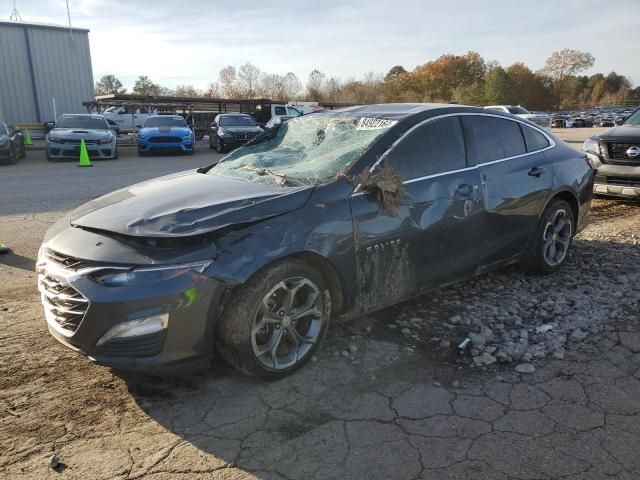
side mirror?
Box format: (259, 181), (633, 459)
(44, 121), (55, 130)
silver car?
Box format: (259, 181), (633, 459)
(46, 114), (117, 161)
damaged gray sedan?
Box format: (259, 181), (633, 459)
(37, 104), (594, 378)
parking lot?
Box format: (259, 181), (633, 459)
(1, 130), (640, 479)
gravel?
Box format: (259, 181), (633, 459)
(386, 201), (640, 369)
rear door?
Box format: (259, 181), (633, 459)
(461, 114), (554, 268)
(349, 115), (485, 311)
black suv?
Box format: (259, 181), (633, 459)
(208, 114), (263, 153)
(584, 107), (640, 198)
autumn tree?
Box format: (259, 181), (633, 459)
(95, 74), (125, 95)
(307, 69), (327, 100)
(238, 62), (261, 98)
(505, 63), (554, 110)
(281, 72), (302, 99)
(411, 51), (486, 102)
(219, 66), (239, 97)
(541, 49), (595, 108)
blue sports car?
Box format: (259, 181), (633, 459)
(137, 115), (194, 155)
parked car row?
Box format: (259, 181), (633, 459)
(549, 107), (637, 128)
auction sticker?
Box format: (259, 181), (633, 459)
(356, 117), (398, 130)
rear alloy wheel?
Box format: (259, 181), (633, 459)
(521, 199), (575, 273)
(216, 259), (330, 379)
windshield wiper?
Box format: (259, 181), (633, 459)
(243, 166), (291, 187)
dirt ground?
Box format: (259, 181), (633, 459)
(1, 135), (640, 479)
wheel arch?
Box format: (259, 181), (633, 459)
(543, 189), (580, 231)
(218, 250), (347, 320)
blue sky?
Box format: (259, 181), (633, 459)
(11, 0), (640, 91)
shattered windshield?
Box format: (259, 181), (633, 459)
(209, 114), (396, 186)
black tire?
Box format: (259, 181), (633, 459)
(215, 137), (226, 154)
(521, 199), (575, 274)
(215, 258), (331, 379)
(195, 131), (204, 141)
(209, 138), (214, 149)
(137, 150), (146, 157)
(8, 147), (17, 164)
(113, 147), (118, 160)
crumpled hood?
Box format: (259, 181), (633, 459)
(69, 171), (313, 238)
(49, 128), (112, 141)
(596, 124), (640, 142)
(140, 126), (192, 136)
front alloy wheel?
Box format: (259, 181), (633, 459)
(252, 277), (324, 371)
(216, 259), (330, 378)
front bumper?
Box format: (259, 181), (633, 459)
(138, 137), (194, 153)
(37, 249), (227, 373)
(47, 141), (117, 160)
(591, 154), (640, 198)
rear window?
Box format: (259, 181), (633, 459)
(462, 116), (527, 165)
(521, 125), (550, 152)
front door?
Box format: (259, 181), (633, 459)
(349, 115), (485, 313)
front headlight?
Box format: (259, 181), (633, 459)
(98, 136), (114, 144)
(48, 135), (61, 144)
(582, 137), (600, 155)
(93, 260), (211, 287)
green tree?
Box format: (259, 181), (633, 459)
(540, 49), (595, 108)
(95, 74), (125, 95)
(384, 65), (407, 81)
(484, 67), (515, 105)
(175, 84), (200, 97)
(132, 75), (160, 95)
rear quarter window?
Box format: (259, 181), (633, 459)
(521, 125), (550, 152)
(462, 116), (527, 165)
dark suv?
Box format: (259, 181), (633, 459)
(208, 114), (263, 153)
(584, 108), (640, 198)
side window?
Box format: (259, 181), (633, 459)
(386, 117), (466, 180)
(274, 106), (287, 116)
(462, 116), (527, 165)
(521, 125), (550, 152)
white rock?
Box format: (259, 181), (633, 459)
(515, 363), (536, 374)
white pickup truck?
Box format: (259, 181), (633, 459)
(484, 105), (551, 129)
(102, 106), (156, 133)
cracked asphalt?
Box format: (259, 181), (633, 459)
(1, 136), (640, 479)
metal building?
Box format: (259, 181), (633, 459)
(0, 20), (94, 125)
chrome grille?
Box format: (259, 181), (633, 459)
(38, 273), (88, 335)
(603, 142), (640, 164)
(46, 249), (99, 271)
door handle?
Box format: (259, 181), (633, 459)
(528, 167), (546, 177)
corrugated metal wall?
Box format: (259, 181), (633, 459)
(0, 23), (94, 124)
